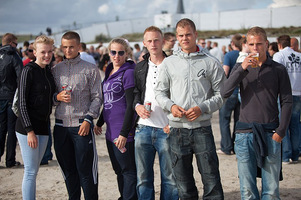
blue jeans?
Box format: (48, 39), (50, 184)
(169, 126), (223, 200)
(135, 125), (178, 200)
(219, 93), (240, 154)
(106, 140), (137, 200)
(282, 96), (301, 162)
(16, 132), (48, 200)
(0, 100), (17, 166)
(235, 132), (281, 200)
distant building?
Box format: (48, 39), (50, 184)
(176, 0), (185, 14)
(155, 6), (301, 31)
(52, 6), (301, 45)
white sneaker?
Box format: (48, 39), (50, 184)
(216, 149), (232, 155)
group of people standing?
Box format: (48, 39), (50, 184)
(0, 17), (299, 200)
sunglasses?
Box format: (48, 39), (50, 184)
(12, 42), (18, 47)
(28, 49), (34, 53)
(110, 50), (125, 56)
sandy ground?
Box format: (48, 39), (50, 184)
(0, 111), (300, 200)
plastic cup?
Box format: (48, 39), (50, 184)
(251, 53), (259, 68)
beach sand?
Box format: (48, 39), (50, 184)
(0, 111), (300, 199)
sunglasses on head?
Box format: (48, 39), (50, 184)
(110, 50), (125, 56)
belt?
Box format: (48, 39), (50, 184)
(55, 118), (84, 126)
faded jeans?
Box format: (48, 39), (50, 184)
(235, 132), (281, 200)
(135, 125), (178, 200)
(16, 132), (48, 200)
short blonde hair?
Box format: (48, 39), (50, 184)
(247, 26), (267, 42)
(143, 26), (163, 37)
(33, 35), (54, 50)
(108, 38), (131, 59)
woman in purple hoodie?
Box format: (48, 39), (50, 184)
(94, 38), (137, 200)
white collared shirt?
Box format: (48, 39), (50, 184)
(138, 59), (168, 128)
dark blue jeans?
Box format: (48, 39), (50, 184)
(0, 100), (17, 166)
(106, 140), (137, 200)
(169, 126), (224, 200)
(41, 122), (53, 164)
(219, 93), (240, 154)
(282, 96), (301, 162)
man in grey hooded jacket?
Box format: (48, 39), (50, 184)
(155, 18), (226, 200)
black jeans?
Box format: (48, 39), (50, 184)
(0, 100), (17, 167)
(169, 126), (224, 200)
(106, 139), (137, 200)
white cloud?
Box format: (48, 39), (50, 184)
(269, 0), (301, 7)
(5, 0), (298, 34)
(98, 4), (109, 14)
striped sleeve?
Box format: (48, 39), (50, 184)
(19, 67), (33, 133)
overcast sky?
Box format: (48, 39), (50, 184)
(1, 0), (301, 35)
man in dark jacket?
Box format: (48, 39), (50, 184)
(0, 33), (23, 167)
(133, 26), (178, 200)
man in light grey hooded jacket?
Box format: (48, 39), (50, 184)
(154, 18), (226, 200)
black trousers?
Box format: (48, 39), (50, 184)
(53, 122), (98, 200)
(106, 139), (137, 200)
(0, 100), (17, 167)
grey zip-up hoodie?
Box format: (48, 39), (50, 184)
(52, 55), (102, 127)
(154, 45), (226, 129)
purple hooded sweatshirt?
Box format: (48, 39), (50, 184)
(102, 60), (136, 142)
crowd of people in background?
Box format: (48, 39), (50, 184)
(0, 17), (300, 200)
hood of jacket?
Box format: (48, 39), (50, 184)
(104, 60), (135, 80)
(0, 45), (17, 55)
(173, 45), (211, 59)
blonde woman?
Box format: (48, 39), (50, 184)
(94, 38), (137, 200)
(15, 35), (56, 199)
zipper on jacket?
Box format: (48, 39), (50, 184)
(188, 58), (192, 110)
(43, 67), (52, 121)
(68, 62), (72, 126)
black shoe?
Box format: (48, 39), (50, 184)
(7, 161), (21, 168)
(40, 161), (49, 165)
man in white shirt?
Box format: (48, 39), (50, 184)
(210, 42), (224, 63)
(273, 35), (301, 164)
(133, 26), (178, 200)
(79, 42), (96, 65)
